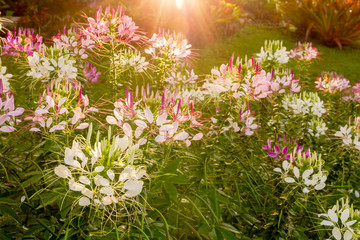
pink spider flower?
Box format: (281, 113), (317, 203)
(315, 72), (350, 93)
(83, 63), (101, 82)
(263, 133), (310, 162)
(106, 88), (205, 147)
(81, 6), (143, 44)
(289, 42), (321, 61)
(0, 80), (24, 132)
(343, 81), (360, 102)
(1, 28), (44, 56)
(26, 81), (97, 133)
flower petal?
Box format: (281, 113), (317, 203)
(79, 196), (90, 206)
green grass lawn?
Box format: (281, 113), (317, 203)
(195, 24), (360, 83)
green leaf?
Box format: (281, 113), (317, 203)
(162, 158), (180, 173)
(218, 223), (240, 234)
(0, 205), (21, 224)
(23, 225), (45, 237)
(164, 182), (178, 201)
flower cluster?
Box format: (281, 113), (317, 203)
(315, 72), (350, 93)
(26, 49), (78, 82)
(83, 63), (101, 83)
(53, 28), (95, 60)
(145, 32), (192, 62)
(290, 42), (320, 61)
(82, 6), (142, 44)
(112, 49), (149, 73)
(274, 150), (327, 194)
(165, 69), (198, 86)
(54, 136), (146, 208)
(334, 117), (360, 150)
(343, 81), (360, 102)
(256, 40), (289, 68)
(0, 87), (24, 133)
(282, 92), (326, 118)
(1, 28), (44, 56)
(0, 59), (13, 92)
(25, 80), (97, 133)
(222, 108), (258, 136)
(263, 133), (308, 160)
(319, 198), (360, 240)
(203, 60), (300, 101)
(106, 89), (204, 146)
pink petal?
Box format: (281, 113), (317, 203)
(0, 125), (15, 132)
(192, 133), (203, 141)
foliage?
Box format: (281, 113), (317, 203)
(1, 6), (360, 240)
(279, 0), (360, 49)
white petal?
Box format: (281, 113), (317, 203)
(173, 131), (189, 141)
(159, 124), (173, 131)
(341, 209), (350, 224)
(285, 177), (296, 183)
(134, 119), (147, 128)
(344, 230), (353, 240)
(320, 220), (334, 226)
(144, 108), (153, 123)
(282, 160), (289, 170)
(69, 179), (85, 191)
(81, 188), (93, 199)
(123, 179), (143, 197)
(102, 196), (112, 205)
(138, 138), (147, 145)
(54, 165), (72, 178)
(302, 169), (312, 179)
(302, 187), (309, 193)
(106, 116), (117, 125)
(115, 135), (129, 151)
(100, 177), (109, 186)
(79, 197), (90, 206)
(274, 168), (282, 173)
(107, 170), (115, 181)
(328, 209), (338, 223)
(135, 127), (144, 138)
(346, 220), (357, 227)
(79, 176), (91, 185)
(315, 182), (326, 190)
(156, 112), (168, 125)
(293, 167), (300, 179)
(123, 122), (132, 136)
(100, 186), (114, 195)
(94, 166), (104, 172)
(155, 135), (166, 143)
(332, 227), (341, 240)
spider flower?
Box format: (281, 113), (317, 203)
(81, 6), (143, 44)
(256, 40), (289, 69)
(335, 117), (360, 150)
(25, 80), (97, 133)
(318, 198), (360, 240)
(1, 27), (44, 56)
(0, 87), (24, 133)
(106, 88), (205, 147)
(290, 42), (321, 61)
(274, 150), (327, 194)
(315, 72), (350, 93)
(54, 135), (146, 209)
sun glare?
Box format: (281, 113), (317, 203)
(175, 0), (184, 9)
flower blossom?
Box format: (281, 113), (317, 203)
(318, 198), (360, 240)
(54, 136), (147, 208)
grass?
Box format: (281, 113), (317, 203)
(195, 24), (360, 83)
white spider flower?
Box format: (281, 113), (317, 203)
(319, 198), (360, 240)
(53, 135), (147, 210)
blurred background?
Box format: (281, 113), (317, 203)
(0, 0), (359, 49)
